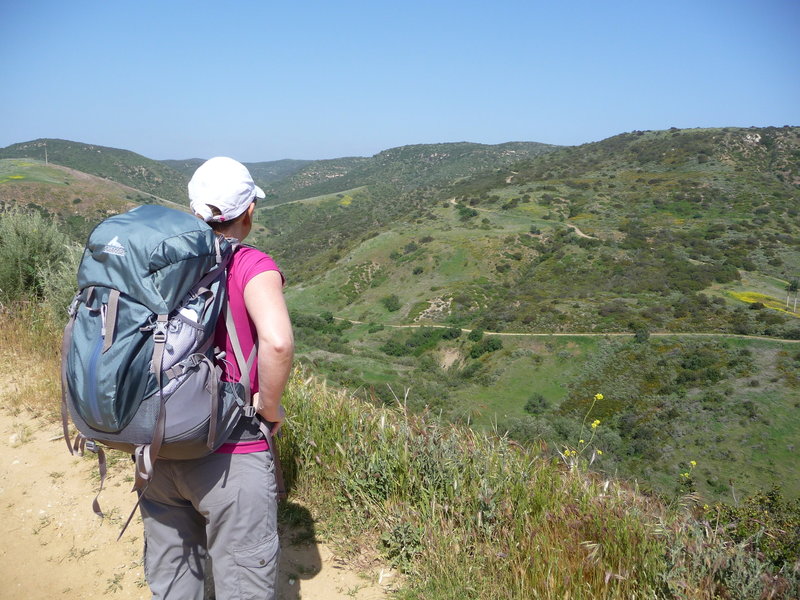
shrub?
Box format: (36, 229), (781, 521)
(39, 242), (83, 323)
(524, 393), (548, 415)
(381, 294), (401, 312)
(470, 336), (503, 358)
(0, 207), (72, 303)
(468, 328), (484, 342)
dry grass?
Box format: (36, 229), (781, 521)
(0, 303), (62, 418)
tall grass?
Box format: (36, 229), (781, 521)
(0, 206), (81, 415)
(278, 374), (799, 599)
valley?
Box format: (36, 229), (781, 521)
(1, 127), (798, 505)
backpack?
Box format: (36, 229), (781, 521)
(60, 204), (261, 530)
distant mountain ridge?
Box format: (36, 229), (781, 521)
(162, 157), (315, 186)
(0, 139), (189, 203)
(0, 138), (558, 206)
(261, 141), (559, 203)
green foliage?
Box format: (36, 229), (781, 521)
(380, 327), (461, 357)
(0, 207), (72, 303)
(715, 487), (800, 570)
(469, 336), (503, 358)
(381, 294), (401, 312)
(467, 328), (484, 342)
(279, 370), (798, 599)
(524, 393), (548, 415)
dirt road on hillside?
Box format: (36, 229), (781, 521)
(0, 405), (395, 599)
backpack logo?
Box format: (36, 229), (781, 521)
(102, 236), (126, 256)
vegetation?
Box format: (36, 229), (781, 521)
(1, 149), (799, 595)
(0, 206), (75, 304)
(261, 141), (557, 205)
(0, 139), (188, 203)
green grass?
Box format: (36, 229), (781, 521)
(451, 336), (599, 427)
(277, 367), (798, 599)
(0, 158), (71, 185)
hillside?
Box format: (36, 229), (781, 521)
(0, 139), (188, 204)
(255, 126), (800, 502)
(1, 128), (797, 504)
(1, 303), (797, 599)
(262, 141), (558, 204)
(0, 158), (167, 241)
(162, 158), (314, 187)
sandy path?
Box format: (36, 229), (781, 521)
(0, 406), (395, 599)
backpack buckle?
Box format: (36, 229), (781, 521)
(153, 321), (168, 344)
(67, 293), (81, 317)
(244, 406), (256, 418)
(85, 440), (99, 453)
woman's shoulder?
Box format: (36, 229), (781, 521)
(230, 244), (284, 284)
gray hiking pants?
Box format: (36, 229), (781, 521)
(139, 450), (279, 599)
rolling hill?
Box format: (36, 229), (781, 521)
(0, 139), (189, 204)
(250, 126), (799, 501)
(162, 157), (315, 187)
(261, 141), (559, 204)
(1, 127), (797, 502)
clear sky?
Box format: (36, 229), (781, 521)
(1, 0), (798, 162)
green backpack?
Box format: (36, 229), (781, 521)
(61, 205), (259, 529)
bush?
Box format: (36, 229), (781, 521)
(524, 393), (548, 415)
(381, 294), (401, 312)
(39, 242), (83, 323)
(468, 328), (484, 342)
(470, 336), (503, 358)
(0, 207), (72, 303)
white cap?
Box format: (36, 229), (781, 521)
(188, 157), (265, 222)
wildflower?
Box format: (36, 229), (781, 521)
(597, 450), (603, 455)
(591, 419), (600, 429)
(579, 439), (585, 444)
(690, 460), (697, 467)
(703, 504), (709, 510)
(594, 393), (604, 401)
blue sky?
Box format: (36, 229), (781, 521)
(1, 0), (798, 161)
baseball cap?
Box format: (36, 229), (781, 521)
(188, 157), (265, 222)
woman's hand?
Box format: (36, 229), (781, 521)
(253, 393), (286, 434)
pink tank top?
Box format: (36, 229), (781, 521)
(213, 245), (284, 454)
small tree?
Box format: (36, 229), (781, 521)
(524, 393), (548, 415)
(381, 294), (401, 312)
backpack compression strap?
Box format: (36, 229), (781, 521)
(60, 286), (109, 517)
(226, 304), (287, 500)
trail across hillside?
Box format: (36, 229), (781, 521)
(335, 317), (800, 343)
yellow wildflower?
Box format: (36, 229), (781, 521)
(591, 419), (600, 429)
(597, 450), (603, 455)
(594, 393), (604, 401)
(579, 439), (585, 444)
(690, 460), (697, 467)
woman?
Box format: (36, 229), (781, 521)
(139, 157), (294, 599)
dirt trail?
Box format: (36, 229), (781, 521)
(0, 405), (395, 599)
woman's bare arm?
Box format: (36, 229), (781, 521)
(243, 270), (294, 432)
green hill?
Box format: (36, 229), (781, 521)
(262, 141), (559, 204)
(255, 126), (800, 502)
(0, 139), (188, 204)
(0, 157), (168, 241)
(161, 157), (314, 188)
(1, 128), (797, 503)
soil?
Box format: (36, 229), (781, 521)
(0, 406), (396, 599)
